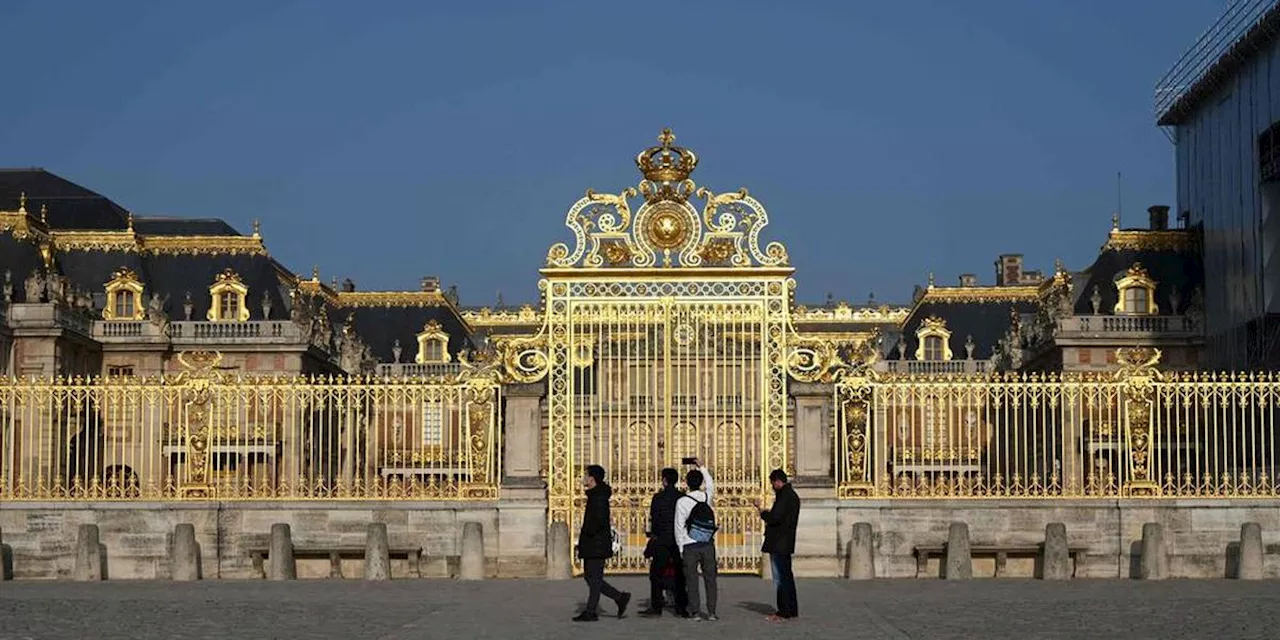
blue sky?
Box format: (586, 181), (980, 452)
(1, 0), (1227, 305)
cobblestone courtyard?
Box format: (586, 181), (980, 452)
(2, 577), (1278, 639)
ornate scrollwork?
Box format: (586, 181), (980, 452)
(1114, 347), (1162, 496)
(544, 129), (789, 270)
(492, 334), (550, 384)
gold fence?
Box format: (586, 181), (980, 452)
(835, 361), (1280, 499)
(0, 355), (501, 501)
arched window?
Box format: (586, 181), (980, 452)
(208, 269), (250, 322)
(103, 268), (145, 321)
(1114, 263), (1158, 315)
(415, 320), (451, 364)
(914, 316), (953, 361)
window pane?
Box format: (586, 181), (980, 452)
(115, 291), (134, 317)
(924, 336), (943, 360)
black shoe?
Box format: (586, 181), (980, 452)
(573, 612), (599, 622)
(617, 592), (632, 618)
(638, 608), (663, 617)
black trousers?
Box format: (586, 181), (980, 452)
(770, 552), (799, 618)
(648, 543), (687, 612)
(582, 557), (623, 614)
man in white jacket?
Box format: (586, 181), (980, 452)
(673, 459), (717, 621)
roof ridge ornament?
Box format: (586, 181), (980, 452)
(547, 129), (788, 269)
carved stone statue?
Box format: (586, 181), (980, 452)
(2, 268), (11, 303)
(23, 269), (45, 303)
(261, 292), (273, 320)
(1169, 288), (1182, 315)
(183, 291), (194, 320)
(391, 339), (403, 363)
(1185, 285), (1205, 331)
(1090, 286), (1102, 315)
(146, 293), (170, 335)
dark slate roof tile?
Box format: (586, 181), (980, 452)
(0, 169), (129, 230)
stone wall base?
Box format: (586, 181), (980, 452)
(0, 499), (547, 580)
(830, 500), (1280, 579)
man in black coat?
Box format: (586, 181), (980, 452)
(756, 468), (801, 621)
(574, 464), (631, 622)
(639, 467), (688, 617)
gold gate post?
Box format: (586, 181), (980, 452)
(836, 377), (877, 498)
(1117, 347), (1162, 497)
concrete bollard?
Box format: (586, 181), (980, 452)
(74, 524), (103, 582)
(269, 523), (297, 581)
(1139, 522), (1167, 580)
(1042, 522), (1070, 580)
(460, 522), (484, 580)
(545, 521), (572, 580)
(845, 522), (876, 580)
(171, 524), (201, 581)
(1237, 522), (1263, 580)
(365, 523), (391, 581)
(944, 522), (972, 580)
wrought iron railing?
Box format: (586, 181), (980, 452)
(835, 356), (1280, 499)
(0, 362), (501, 501)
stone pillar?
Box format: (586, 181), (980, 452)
(365, 523), (391, 581)
(545, 521), (572, 580)
(1237, 522), (1263, 580)
(502, 384), (544, 486)
(460, 522), (484, 580)
(944, 522), (972, 580)
(791, 383), (833, 485)
(1042, 522), (1069, 580)
(171, 524), (201, 581)
(845, 522), (875, 580)
(74, 524), (103, 581)
(269, 523), (296, 580)
(1138, 522), (1166, 580)
(0, 526), (13, 581)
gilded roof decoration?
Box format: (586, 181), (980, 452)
(545, 129), (789, 270)
(919, 285), (1040, 304)
(462, 305), (542, 326)
(791, 303), (910, 325)
(335, 291), (452, 308)
(1102, 229), (1196, 253)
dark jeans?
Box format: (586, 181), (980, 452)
(770, 552), (798, 618)
(682, 542), (718, 616)
(648, 543), (687, 612)
(582, 557), (624, 614)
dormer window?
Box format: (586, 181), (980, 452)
(103, 268), (145, 321)
(415, 320), (450, 364)
(1114, 263), (1158, 315)
(914, 316), (953, 361)
(207, 269), (250, 322)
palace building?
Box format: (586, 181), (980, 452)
(0, 131), (1255, 582)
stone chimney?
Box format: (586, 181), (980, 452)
(1148, 205), (1170, 230)
(341, 278), (356, 293)
(959, 274), (977, 287)
(421, 276), (440, 292)
(995, 254), (1023, 287)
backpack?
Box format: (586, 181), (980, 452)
(610, 526), (623, 555)
(682, 495), (718, 543)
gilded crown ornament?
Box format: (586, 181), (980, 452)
(545, 129), (788, 269)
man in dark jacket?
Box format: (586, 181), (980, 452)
(574, 464), (631, 622)
(756, 468), (800, 621)
(639, 467), (688, 617)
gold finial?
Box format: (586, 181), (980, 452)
(39, 204), (48, 225)
(18, 191), (26, 212)
(311, 265), (320, 281)
(252, 219), (261, 238)
(1111, 212), (1119, 231)
(126, 212), (134, 232)
(928, 272), (935, 288)
(658, 127), (675, 147)
(1054, 257), (1065, 273)
(636, 128), (698, 188)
